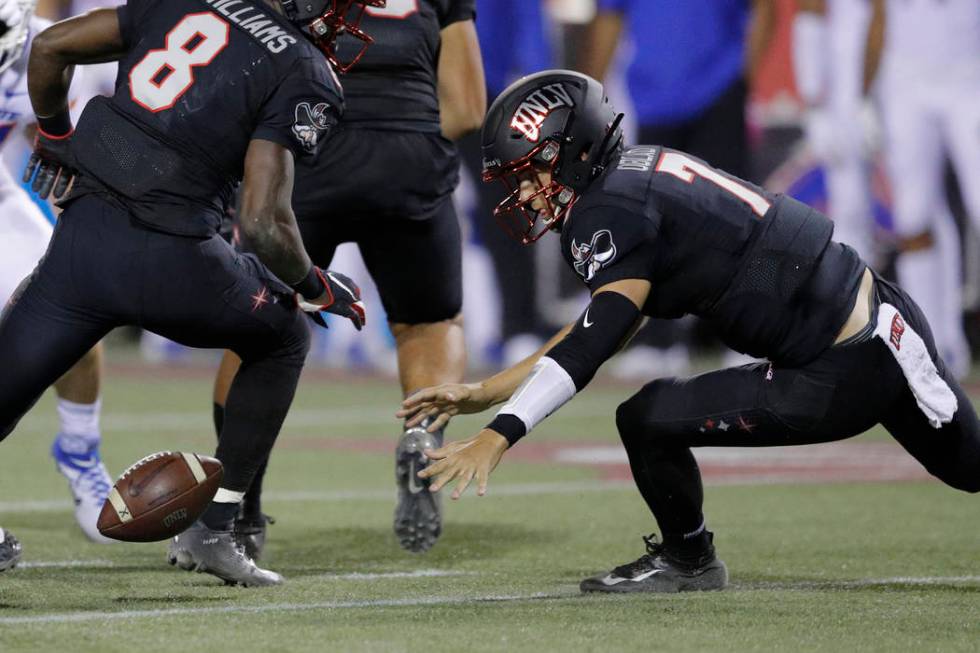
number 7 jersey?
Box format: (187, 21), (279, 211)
(69, 0), (344, 237)
(560, 146), (866, 367)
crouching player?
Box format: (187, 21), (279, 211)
(0, 0), (373, 585)
(399, 71), (980, 593)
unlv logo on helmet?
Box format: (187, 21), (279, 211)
(571, 230), (617, 282)
(510, 83), (576, 142)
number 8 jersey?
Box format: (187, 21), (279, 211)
(560, 145), (866, 367)
(68, 0), (344, 237)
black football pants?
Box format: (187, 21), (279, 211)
(616, 274), (980, 542)
(0, 196), (310, 493)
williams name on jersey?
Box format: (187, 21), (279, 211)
(67, 0), (344, 237)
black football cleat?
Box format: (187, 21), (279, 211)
(394, 425), (442, 553)
(0, 528), (23, 572)
(580, 534), (727, 594)
(168, 521), (283, 587)
(233, 513), (275, 562)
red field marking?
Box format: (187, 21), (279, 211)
(281, 437), (934, 486)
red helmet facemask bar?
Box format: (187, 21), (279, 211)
(482, 140), (579, 245)
(302, 0), (384, 73)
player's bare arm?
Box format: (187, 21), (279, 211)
(239, 139), (315, 299)
(28, 9), (125, 118)
(414, 278), (650, 500)
(397, 321), (573, 430)
(25, 9), (126, 198)
(437, 18), (485, 141)
(239, 139), (365, 329)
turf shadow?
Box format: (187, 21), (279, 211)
(275, 522), (557, 575)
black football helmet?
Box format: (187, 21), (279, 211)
(279, 0), (385, 73)
(481, 70), (623, 244)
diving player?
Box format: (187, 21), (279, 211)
(0, 0), (111, 544)
(1, 0), (375, 586)
(211, 0), (485, 555)
(399, 71), (980, 593)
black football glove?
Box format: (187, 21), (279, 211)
(296, 268), (366, 331)
(23, 129), (77, 200)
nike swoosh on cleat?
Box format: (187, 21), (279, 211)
(601, 569), (662, 585)
(62, 455), (99, 469)
(407, 468), (426, 494)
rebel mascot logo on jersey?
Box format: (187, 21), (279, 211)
(509, 83), (576, 142)
(571, 230), (617, 283)
(292, 101), (333, 151)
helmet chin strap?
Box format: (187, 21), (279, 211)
(279, 0), (298, 19)
(590, 112), (625, 178)
(545, 110), (623, 216)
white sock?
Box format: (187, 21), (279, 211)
(213, 488), (246, 503)
(57, 398), (102, 446)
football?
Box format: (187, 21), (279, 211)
(97, 451), (223, 543)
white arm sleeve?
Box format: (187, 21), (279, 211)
(496, 356), (577, 435)
(792, 12), (828, 106)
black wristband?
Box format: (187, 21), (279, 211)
(291, 266), (325, 298)
(486, 414), (525, 447)
(37, 110), (73, 138)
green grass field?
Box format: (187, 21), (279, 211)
(0, 356), (978, 652)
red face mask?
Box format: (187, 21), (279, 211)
(483, 141), (579, 245)
(302, 0), (385, 73)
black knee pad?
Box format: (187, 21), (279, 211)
(616, 379), (686, 451)
(616, 388), (657, 448)
(246, 313), (312, 369)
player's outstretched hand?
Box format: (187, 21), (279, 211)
(297, 268), (366, 331)
(418, 429), (508, 500)
(397, 383), (493, 432)
(23, 130), (77, 200)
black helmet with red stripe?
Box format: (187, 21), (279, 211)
(481, 70), (623, 244)
(279, 0), (385, 72)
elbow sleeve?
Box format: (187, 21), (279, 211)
(547, 291), (642, 391)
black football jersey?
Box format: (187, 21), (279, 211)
(336, 0), (475, 130)
(69, 0), (343, 237)
(560, 145), (866, 366)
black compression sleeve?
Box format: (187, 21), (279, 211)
(547, 291), (642, 391)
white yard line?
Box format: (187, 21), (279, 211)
(736, 576), (980, 590)
(13, 563), (473, 579)
(15, 398), (618, 433)
(0, 480), (635, 514)
(4, 575), (979, 625)
(313, 569), (476, 580)
(0, 592), (565, 625)
(17, 559), (116, 569)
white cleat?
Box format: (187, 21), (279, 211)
(51, 433), (115, 544)
(168, 521), (284, 587)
